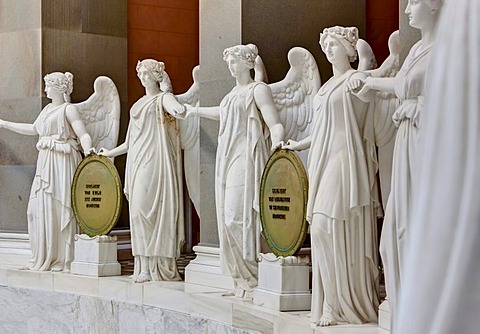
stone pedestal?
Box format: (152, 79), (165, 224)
(254, 252), (311, 311)
(71, 234), (121, 277)
(184, 245), (233, 292)
(379, 300), (391, 331)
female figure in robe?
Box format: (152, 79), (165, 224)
(0, 72), (93, 272)
(284, 26), (380, 326)
(187, 44), (284, 298)
(354, 0), (444, 316)
(99, 60), (186, 283)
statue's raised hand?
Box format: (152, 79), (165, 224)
(98, 148), (112, 158)
(283, 139), (301, 151)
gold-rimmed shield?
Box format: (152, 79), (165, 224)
(259, 149), (308, 257)
(71, 154), (122, 236)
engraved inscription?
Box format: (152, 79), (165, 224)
(269, 188), (291, 220)
(84, 184), (102, 209)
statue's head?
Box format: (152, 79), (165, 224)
(223, 44), (258, 70)
(405, 0), (444, 30)
(136, 59), (165, 83)
(319, 26), (359, 63)
(44, 72), (74, 102)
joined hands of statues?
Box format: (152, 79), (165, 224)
(271, 141), (284, 154)
(172, 103), (187, 119)
(84, 147), (97, 156)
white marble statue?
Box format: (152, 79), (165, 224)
(352, 0), (443, 318)
(284, 26), (381, 326)
(99, 59), (186, 283)
(183, 44), (321, 299)
(184, 44), (285, 299)
(0, 72), (120, 272)
(396, 0), (480, 333)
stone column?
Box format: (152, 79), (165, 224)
(184, 0), (240, 290)
(0, 0), (127, 265)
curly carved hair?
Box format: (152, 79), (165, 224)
(320, 26), (359, 63)
(223, 44), (258, 69)
(44, 72), (74, 102)
(136, 59), (165, 83)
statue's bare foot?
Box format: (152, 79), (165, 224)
(235, 288), (245, 298)
(242, 290), (253, 300)
(51, 266), (63, 272)
(316, 316), (336, 327)
(222, 290), (235, 297)
(18, 266), (30, 271)
(134, 272), (151, 283)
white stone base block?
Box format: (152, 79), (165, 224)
(70, 234), (121, 277)
(184, 245), (233, 292)
(378, 300), (391, 331)
(254, 253), (311, 311)
(0, 233), (31, 267)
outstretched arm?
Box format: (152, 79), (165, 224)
(98, 142), (128, 158)
(65, 105), (94, 154)
(282, 136), (312, 151)
(0, 119), (37, 136)
(254, 84), (285, 151)
(184, 104), (220, 121)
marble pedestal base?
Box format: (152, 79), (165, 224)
(70, 234), (121, 277)
(184, 245), (234, 292)
(254, 252), (311, 311)
(378, 300), (391, 331)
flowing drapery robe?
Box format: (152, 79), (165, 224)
(28, 103), (80, 271)
(215, 82), (270, 295)
(395, 1), (480, 332)
(125, 93), (185, 280)
(307, 71), (380, 324)
(379, 41), (431, 314)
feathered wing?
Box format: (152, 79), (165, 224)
(367, 30), (401, 207)
(268, 47), (322, 143)
(357, 38), (378, 71)
(74, 76), (121, 154)
(175, 65), (200, 151)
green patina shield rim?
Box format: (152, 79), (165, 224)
(259, 149), (308, 257)
(71, 153), (122, 236)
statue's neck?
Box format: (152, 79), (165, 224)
(235, 72), (254, 87)
(145, 86), (161, 97)
(51, 97), (65, 107)
(419, 17), (438, 51)
(332, 62), (352, 78)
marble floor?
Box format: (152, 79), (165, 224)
(0, 264), (388, 334)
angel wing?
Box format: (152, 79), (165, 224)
(74, 76), (121, 154)
(176, 66), (200, 151)
(175, 66), (200, 214)
(364, 30), (401, 208)
(268, 47), (322, 143)
(357, 38), (378, 71)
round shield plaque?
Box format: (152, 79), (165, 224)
(71, 154), (122, 236)
(260, 149), (308, 257)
